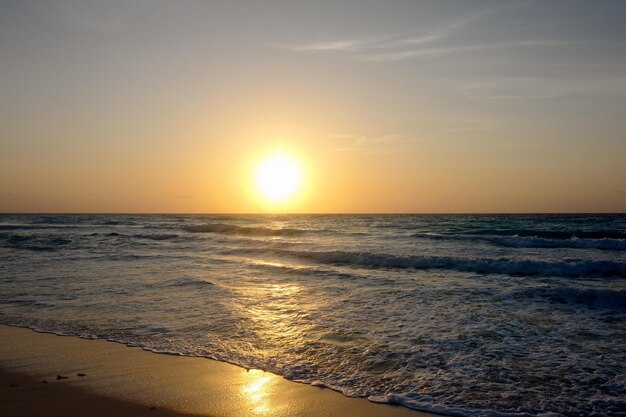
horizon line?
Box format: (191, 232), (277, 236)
(1, 212), (625, 216)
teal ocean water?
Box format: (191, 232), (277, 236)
(1, 214), (625, 416)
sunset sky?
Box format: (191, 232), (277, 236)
(1, 0), (625, 213)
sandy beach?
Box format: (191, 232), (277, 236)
(0, 325), (435, 417)
(2, 1), (624, 415)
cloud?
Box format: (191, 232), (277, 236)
(358, 40), (570, 61)
(281, 2), (536, 61)
(288, 40), (367, 52)
(376, 2), (527, 50)
(462, 79), (569, 101)
(328, 133), (407, 154)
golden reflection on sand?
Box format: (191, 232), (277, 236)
(237, 272), (308, 414)
(243, 369), (275, 414)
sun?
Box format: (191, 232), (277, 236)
(255, 153), (302, 203)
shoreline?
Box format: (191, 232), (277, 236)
(0, 324), (437, 417)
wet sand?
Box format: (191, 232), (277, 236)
(0, 325), (436, 417)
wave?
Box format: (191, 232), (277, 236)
(2, 320), (609, 417)
(0, 224), (75, 231)
(0, 225), (34, 231)
(512, 287), (626, 309)
(171, 277), (219, 287)
(412, 233), (626, 251)
(133, 233), (179, 241)
(182, 223), (306, 237)
(464, 229), (626, 240)
(95, 232), (179, 241)
(369, 393), (566, 417)
(0, 231), (180, 252)
(248, 261), (365, 282)
(0, 233), (71, 252)
(226, 248), (626, 278)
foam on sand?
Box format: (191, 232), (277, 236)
(0, 325), (431, 417)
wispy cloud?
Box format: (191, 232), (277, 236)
(288, 40), (366, 52)
(281, 2), (538, 61)
(459, 75), (626, 103)
(328, 133), (407, 154)
(462, 78), (569, 101)
(281, 34), (391, 52)
(375, 2), (526, 50)
(358, 40), (570, 62)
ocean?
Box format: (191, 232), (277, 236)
(0, 214), (624, 417)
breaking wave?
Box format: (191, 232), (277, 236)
(462, 229), (626, 240)
(412, 233), (626, 251)
(182, 223), (306, 236)
(227, 248), (626, 278)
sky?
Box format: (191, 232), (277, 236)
(1, 0), (625, 213)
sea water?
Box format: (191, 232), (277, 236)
(0, 214), (625, 417)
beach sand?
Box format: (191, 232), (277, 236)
(0, 325), (436, 417)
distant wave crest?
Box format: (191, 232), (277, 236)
(0, 231), (180, 252)
(133, 233), (179, 241)
(171, 277), (219, 288)
(99, 232), (179, 241)
(468, 229), (626, 240)
(0, 233), (71, 252)
(513, 286), (626, 308)
(182, 223), (306, 236)
(412, 233), (626, 251)
(227, 248), (626, 278)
